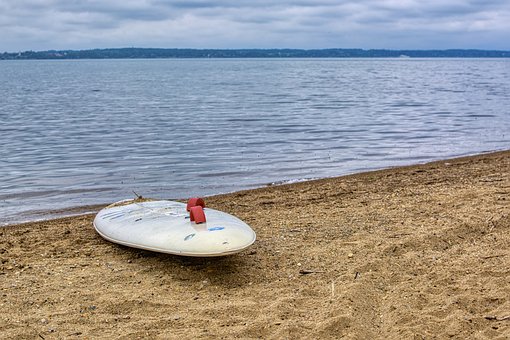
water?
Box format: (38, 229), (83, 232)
(1, 58), (509, 225)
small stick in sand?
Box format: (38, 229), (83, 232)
(485, 315), (510, 321)
(299, 269), (323, 275)
(481, 254), (506, 259)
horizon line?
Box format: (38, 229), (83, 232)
(3, 47), (510, 54)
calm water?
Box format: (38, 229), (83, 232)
(1, 58), (509, 225)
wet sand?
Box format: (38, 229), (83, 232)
(1, 151), (509, 339)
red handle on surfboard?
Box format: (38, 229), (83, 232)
(186, 197), (205, 211)
(189, 206), (206, 224)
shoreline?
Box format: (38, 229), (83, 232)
(4, 149), (508, 228)
(1, 150), (509, 338)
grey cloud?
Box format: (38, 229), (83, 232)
(1, 0), (509, 51)
(53, 0), (172, 21)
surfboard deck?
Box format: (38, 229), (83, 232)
(93, 199), (256, 257)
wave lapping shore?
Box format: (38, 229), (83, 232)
(1, 151), (509, 338)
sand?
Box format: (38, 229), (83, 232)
(1, 151), (509, 339)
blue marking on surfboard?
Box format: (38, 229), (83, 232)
(140, 215), (167, 222)
(208, 226), (225, 231)
(108, 210), (136, 220)
(101, 211), (121, 218)
(102, 212), (125, 220)
(109, 214), (126, 220)
(102, 208), (140, 221)
(184, 233), (196, 241)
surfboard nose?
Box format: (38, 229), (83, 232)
(181, 226), (256, 256)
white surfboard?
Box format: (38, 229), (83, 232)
(93, 199), (256, 257)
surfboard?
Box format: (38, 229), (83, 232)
(93, 198), (256, 257)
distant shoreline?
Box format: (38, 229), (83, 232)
(2, 47), (510, 60)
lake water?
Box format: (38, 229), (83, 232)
(1, 58), (509, 225)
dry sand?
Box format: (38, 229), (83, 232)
(1, 151), (509, 339)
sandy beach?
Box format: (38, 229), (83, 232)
(1, 150), (509, 339)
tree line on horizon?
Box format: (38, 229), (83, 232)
(1, 48), (510, 59)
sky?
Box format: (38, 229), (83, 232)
(1, 0), (509, 52)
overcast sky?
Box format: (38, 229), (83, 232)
(1, 0), (509, 52)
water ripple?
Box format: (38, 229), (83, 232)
(1, 58), (509, 225)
